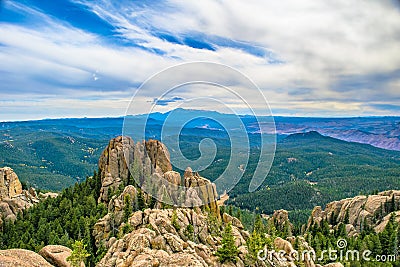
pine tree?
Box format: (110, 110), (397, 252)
(123, 195), (132, 223)
(335, 223), (347, 238)
(227, 205), (233, 216)
(344, 209), (350, 224)
(171, 210), (181, 231)
(330, 211), (338, 225)
(369, 234), (382, 256)
(137, 189), (145, 210)
(283, 221), (292, 238)
(246, 230), (265, 263)
(215, 223), (238, 263)
(235, 209), (242, 222)
(390, 195), (396, 213)
(253, 214), (264, 233)
(67, 240), (91, 267)
(380, 213), (398, 254)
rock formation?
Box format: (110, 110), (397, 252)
(93, 185), (138, 247)
(145, 139), (172, 174)
(97, 208), (248, 267)
(96, 135), (220, 212)
(98, 137), (173, 203)
(39, 245), (75, 267)
(183, 167), (220, 217)
(0, 249), (54, 267)
(98, 136), (135, 203)
(93, 137), (238, 266)
(0, 167), (40, 225)
(93, 137), (355, 267)
(94, 137), (346, 267)
(307, 190), (400, 236)
(94, 138), (221, 249)
(0, 166), (22, 199)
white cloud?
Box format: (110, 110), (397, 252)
(1, 0), (399, 120)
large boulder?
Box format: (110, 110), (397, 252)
(39, 245), (73, 267)
(274, 237), (295, 258)
(0, 249), (53, 267)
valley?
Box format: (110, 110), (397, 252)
(1, 110), (399, 218)
(0, 134), (399, 266)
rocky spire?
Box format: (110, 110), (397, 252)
(97, 136), (219, 213)
(0, 167), (40, 226)
(97, 136), (172, 203)
(0, 167), (23, 200)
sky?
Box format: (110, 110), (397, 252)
(0, 0), (400, 121)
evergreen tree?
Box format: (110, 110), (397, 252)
(380, 213), (398, 254)
(215, 223), (238, 263)
(171, 210), (181, 231)
(123, 195), (132, 223)
(137, 188), (145, 210)
(283, 221), (292, 238)
(227, 205), (233, 216)
(67, 240), (91, 267)
(246, 230), (265, 263)
(344, 209), (350, 224)
(253, 214), (264, 233)
(390, 195), (396, 213)
(335, 223), (347, 238)
(235, 209), (242, 222)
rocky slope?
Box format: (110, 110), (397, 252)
(307, 190), (400, 236)
(0, 167), (40, 226)
(97, 209), (248, 267)
(94, 136), (247, 266)
(93, 136), (344, 267)
(93, 136), (221, 248)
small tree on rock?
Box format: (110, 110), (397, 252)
(215, 223), (238, 263)
(123, 195), (132, 223)
(67, 240), (90, 267)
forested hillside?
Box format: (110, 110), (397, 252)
(0, 170), (107, 265)
(226, 132), (400, 215)
(2, 117), (400, 219)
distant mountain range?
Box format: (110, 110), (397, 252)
(3, 108), (398, 150)
(0, 109), (399, 201)
(132, 108), (400, 151)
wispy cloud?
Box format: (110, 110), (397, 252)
(0, 0), (399, 120)
(152, 97), (184, 106)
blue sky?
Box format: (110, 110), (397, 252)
(0, 0), (399, 120)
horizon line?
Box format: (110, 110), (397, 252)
(2, 109), (400, 123)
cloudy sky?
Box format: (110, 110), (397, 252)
(1, 0), (400, 121)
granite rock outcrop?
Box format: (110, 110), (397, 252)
(307, 190), (400, 236)
(0, 167), (39, 225)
